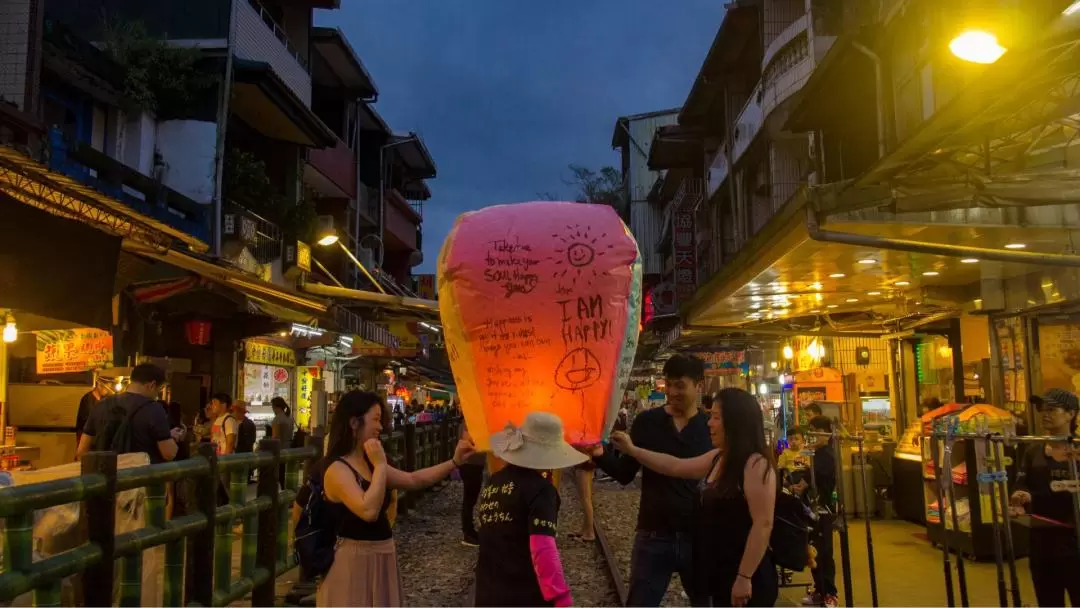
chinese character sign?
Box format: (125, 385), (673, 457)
(438, 202), (642, 451)
(296, 366), (321, 428)
(244, 340), (296, 367)
(36, 329), (114, 374)
(673, 210), (696, 302)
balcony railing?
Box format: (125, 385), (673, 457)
(224, 202), (284, 265)
(234, 0), (311, 105)
(46, 128), (210, 244)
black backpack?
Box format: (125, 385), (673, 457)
(93, 395), (150, 453)
(770, 486), (815, 571)
(294, 459), (363, 578)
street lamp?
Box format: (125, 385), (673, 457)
(315, 230), (387, 295)
(949, 30), (1006, 64)
(2, 314), (16, 343)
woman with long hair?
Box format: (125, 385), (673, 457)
(612, 388), (777, 607)
(316, 391), (475, 607)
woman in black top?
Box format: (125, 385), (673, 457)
(317, 391), (475, 607)
(613, 388), (778, 607)
(1010, 388), (1080, 607)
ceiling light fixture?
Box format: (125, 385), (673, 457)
(810, 283), (823, 290)
(846, 298), (859, 303)
(858, 258), (876, 265)
(829, 273), (846, 278)
(827, 304), (839, 309)
(961, 258), (979, 264)
(923, 271), (940, 276)
(1004, 243), (1026, 250)
(895, 281), (911, 286)
(867, 291), (881, 296)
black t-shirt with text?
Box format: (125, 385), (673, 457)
(1016, 442), (1079, 559)
(83, 393), (172, 463)
(475, 465), (560, 607)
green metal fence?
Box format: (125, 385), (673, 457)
(0, 418), (461, 606)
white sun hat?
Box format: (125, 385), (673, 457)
(489, 412), (588, 470)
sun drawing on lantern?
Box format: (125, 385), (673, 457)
(549, 224), (614, 287)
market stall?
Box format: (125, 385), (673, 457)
(240, 339), (297, 441)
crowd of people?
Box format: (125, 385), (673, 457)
(70, 356), (1080, 607)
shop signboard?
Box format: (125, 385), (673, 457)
(244, 340), (296, 367)
(1037, 322), (1080, 394)
(689, 350), (744, 376)
(673, 210), (697, 302)
(350, 322), (420, 358)
(296, 366), (322, 428)
(35, 329), (113, 374)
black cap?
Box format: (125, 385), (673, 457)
(1031, 388), (1079, 413)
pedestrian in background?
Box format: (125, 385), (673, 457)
(233, 400), (257, 484)
(271, 397), (295, 487)
(794, 416), (838, 608)
(612, 388), (779, 607)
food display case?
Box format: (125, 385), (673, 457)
(895, 403), (1029, 560)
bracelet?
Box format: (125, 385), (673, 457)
(737, 572), (752, 581)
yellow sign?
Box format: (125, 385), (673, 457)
(36, 329), (114, 374)
(350, 322), (419, 357)
(245, 340), (296, 367)
(296, 241), (312, 273)
(296, 365), (321, 428)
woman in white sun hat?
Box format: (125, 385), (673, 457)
(474, 411), (586, 607)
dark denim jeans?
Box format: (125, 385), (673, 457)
(628, 530), (706, 607)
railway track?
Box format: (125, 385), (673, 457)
(465, 472), (627, 606)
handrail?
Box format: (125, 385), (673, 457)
(0, 417), (463, 606)
(244, 0), (309, 72)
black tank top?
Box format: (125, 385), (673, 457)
(693, 455), (776, 600)
(332, 458), (393, 541)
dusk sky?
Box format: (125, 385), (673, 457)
(318, 1), (726, 274)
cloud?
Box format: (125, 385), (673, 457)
(317, 0), (725, 273)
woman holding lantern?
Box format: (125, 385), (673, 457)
(474, 412), (586, 607)
(315, 391), (476, 607)
(612, 388), (778, 607)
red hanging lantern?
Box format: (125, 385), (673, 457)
(184, 320), (212, 345)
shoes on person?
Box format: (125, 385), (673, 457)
(823, 594), (839, 608)
(461, 534), (479, 547)
(801, 591), (822, 606)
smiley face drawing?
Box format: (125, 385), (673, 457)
(555, 347), (602, 391)
(549, 225), (616, 287)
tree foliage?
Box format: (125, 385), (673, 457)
(564, 164), (625, 209)
(101, 19), (214, 118)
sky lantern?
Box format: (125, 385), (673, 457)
(438, 201), (642, 451)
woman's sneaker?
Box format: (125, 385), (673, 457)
(823, 595), (839, 608)
(801, 591), (822, 606)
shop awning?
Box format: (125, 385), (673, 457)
(0, 193), (119, 329)
(122, 240), (329, 316)
(0, 145), (209, 253)
(301, 282), (439, 316)
(311, 27), (378, 98)
(231, 59), (338, 148)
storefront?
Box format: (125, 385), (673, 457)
(240, 338), (298, 440)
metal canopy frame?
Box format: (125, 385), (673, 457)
(821, 34), (1080, 215)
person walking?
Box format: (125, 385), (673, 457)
(316, 391), (475, 607)
(75, 380), (108, 447)
(271, 397), (295, 487)
(612, 387), (778, 607)
(1010, 388), (1080, 606)
(474, 412), (582, 607)
(589, 354), (713, 606)
(232, 400), (257, 483)
(460, 425), (486, 547)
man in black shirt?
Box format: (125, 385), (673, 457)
(77, 363), (182, 464)
(590, 354), (712, 606)
(232, 400), (257, 483)
(75, 381), (108, 446)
